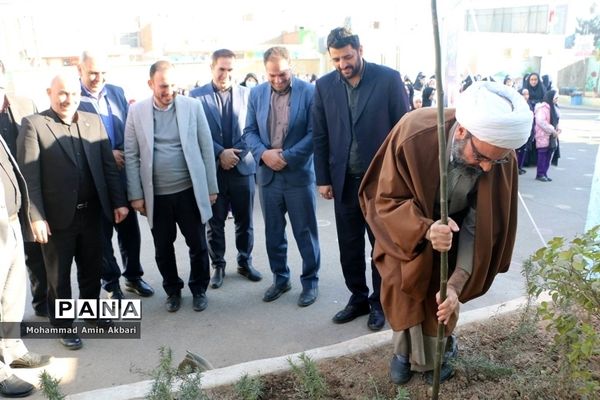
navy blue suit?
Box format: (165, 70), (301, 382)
(79, 83), (145, 292)
(190, 83), (256, 270)
(244, 78), (320, 289)
(312, 61), (409, 309)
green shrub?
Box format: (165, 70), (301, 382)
(234, 373), (263, 400)
(145, 346), (208, 400)
(287, 353), (327, 399)
(39, 371), (65, 400)
(524, 225), (600, 397)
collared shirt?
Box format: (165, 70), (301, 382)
(0, 140), (20, 216)
(80, 83), (118, 149)
(49, 109), (97, 203)
(212, 83), (233, 148)
(342, 60), (367, 175)
(153, 99), (174, 112)
(268, 87), (291, 150)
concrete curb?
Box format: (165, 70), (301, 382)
(67, 296), (532, 400)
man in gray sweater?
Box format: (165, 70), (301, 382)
(124, 61), (218, 313)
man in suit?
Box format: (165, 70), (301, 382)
(0, 59), (47, 318)
(312, 27), (410, 330)
(0, 134), (51, 398)
(244, 46), (320, 307)
(77, 51), (154, 300)
(125, 61), (218, 313)
(190, 49), (262, 289)
(17, 73), (129, 350)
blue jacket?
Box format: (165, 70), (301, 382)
(79, 83), (129, 150)
(189, 84), (255, 175)
(243, 78), (315, 187)
(312, 61), (410, 198)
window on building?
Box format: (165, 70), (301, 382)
(465, 4), (565, 34)
(120, 32), (140, 48)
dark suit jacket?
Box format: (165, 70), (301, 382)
(2, 94), (37, 156)
(16, 109), (127, 230)
(312, 61), (410, 198)
(189, 83), (255, 175)
(78, 83), (129, 151)
(243, 78), (315, 187)
(0, 135), (34, 242)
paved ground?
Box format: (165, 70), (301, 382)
(14, 107), (600, 399)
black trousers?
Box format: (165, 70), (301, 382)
(151, 187), (210, 296)
(101, 204), (143, 291)
(334, 174), (381, 310)
(24, 241), (47, 315)
(207, 168), (255, 269)
(42, 204), (103, 328)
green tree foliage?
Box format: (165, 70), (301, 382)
(576, 2), (600, 46)
(524, 226), (600, 397)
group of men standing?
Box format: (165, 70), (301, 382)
(0, 24), (531, 397)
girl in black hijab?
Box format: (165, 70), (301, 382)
(525, 72), (546, 108)
(422, 86), (435, 107)
(413, 72), (425, 91)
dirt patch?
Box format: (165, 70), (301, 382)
(206, 310), (599, 399)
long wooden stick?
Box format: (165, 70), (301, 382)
(430, 0), (448, 399)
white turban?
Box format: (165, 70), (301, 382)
(455, 81), (533, 149)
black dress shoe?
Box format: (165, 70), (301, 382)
(390, 354), (412, 384)
(262, 282), (291, 302)
(297, 287), (318, 307)
(9, 352), (51, 369)
(0, 375), (34, 397)
(535, 175), (550, 182)
(237, 265), (262, 282)
(34, 307), (48, 318)
(107, 287), (125, 300)
(210, 267), (225, 289)
(332, 303), (370, 324)
(59, 333), (83, 350)
(367, 308), (386, 331)
(193, 293), (208, 312)
(424, 336), (458, 385)
(518, 168), (526, 175)
(97, 319), (115, 329)
(125, 279), (155, 297)
(166, 293), (181, 312)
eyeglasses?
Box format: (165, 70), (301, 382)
(468, 133), (510, 165)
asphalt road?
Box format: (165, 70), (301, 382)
(18, 106), (600, 398)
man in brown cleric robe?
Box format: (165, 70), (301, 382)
(359, 81), (533, 385)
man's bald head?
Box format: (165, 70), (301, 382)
(47, 72), (80, 122)
(78, 50), (109, 94)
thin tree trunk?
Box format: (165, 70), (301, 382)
(430, 0), (449, 399)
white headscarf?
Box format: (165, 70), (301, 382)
(455, 81), (533, 149)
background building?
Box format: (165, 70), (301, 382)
(0, 0), (597, 106)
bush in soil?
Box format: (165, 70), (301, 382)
(234, 373), (263, 400)
(287, 352), (327, 399)
(39, 371), (66, 400)
(144, 346), (208, 400)
(524, 225), (600, 397)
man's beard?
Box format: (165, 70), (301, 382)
(340, 58), (362, 80)
(451, 137), (483, 178)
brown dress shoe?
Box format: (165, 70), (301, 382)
(9, 352), (51, 369)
